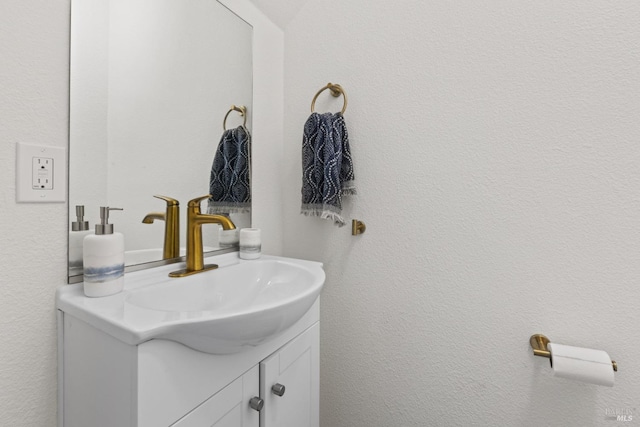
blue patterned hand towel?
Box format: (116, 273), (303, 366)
(301, 112), (355, 226)
(208, 125), (251, 214)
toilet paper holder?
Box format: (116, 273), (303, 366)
(529, 334), (617, 372)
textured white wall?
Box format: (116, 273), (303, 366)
(281, 1), (640, 426)
(3, 0), (639, 425)
(0, 1), (282, 425)
(0, 1), (70, 425)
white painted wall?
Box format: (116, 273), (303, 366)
(280, 1), (640, 426)
(4, 0), (638, 425)
(0, 1), (70, 425)
(0, 1), (282, 425)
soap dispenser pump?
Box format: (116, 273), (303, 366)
(83, 207), (125, 297)
(69, 205), (92, 272)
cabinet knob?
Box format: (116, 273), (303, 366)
(271, 383), (286, 397)
(249, 396), (264, 411)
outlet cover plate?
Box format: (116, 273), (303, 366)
(16, 142), (67, 203)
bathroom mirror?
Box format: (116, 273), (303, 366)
(68, 0), (253, 282)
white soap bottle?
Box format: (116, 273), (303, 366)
(83, 207), (125, 297)
(69, 205), (92, 274)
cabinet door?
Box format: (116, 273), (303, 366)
(260, 323), (319, 427)
(172, 365), (260, 427)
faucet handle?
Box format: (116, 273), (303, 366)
(153, 195), (179, 206)
(187, 195), (212, 211)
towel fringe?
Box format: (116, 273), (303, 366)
(207, 201), (251, 215)
(301, 204), (346, 227)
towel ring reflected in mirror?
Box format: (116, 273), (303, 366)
(223, 105), (247, 130)
(311, 83), (348, 115)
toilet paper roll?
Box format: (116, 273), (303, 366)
(548, 342), (614, 387)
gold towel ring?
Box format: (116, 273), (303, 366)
(311, 83), (348, 114)
(223, 105), (247, 130)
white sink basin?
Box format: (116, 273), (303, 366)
(57, 254), (324, 354)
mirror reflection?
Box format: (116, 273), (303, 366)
(68, 0), (253, 281)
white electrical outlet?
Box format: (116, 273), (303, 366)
(17, 142), (66, 203)
(32, 157), (54, 190)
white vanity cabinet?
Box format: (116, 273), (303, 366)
(58, 302), (320, 427)
(260, 324), (319, 427)
(172, 365), (259, 427)
(172, 323), (319, 427)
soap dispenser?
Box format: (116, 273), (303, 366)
(69, 205), (92, 272)
(83, 207), (125, 297)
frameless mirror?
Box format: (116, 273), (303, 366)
(68, 0), (252, 282)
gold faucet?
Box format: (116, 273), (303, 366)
(169, 195), (235, 277)
(142, 195), (180, 260)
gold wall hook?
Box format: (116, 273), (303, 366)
(352, 219), (366, 235)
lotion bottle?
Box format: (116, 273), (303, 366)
(83, 207), (124, 297)
(69, 205), (91, 273)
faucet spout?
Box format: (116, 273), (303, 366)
(142, 212), (165, 223)
(169, 195), (236, 278)
(192, 212), (236, 230)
